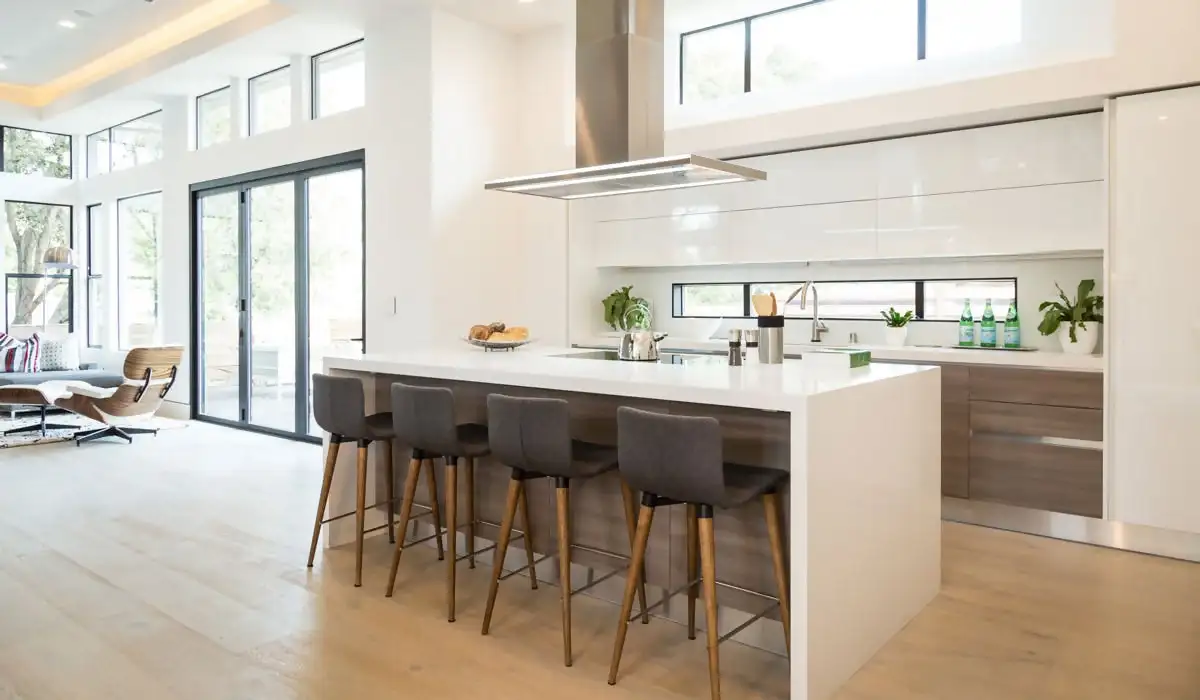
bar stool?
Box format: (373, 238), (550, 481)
(308, 374), (400, 588)
(608, 406), (791, 700)
(481, 394), (649, 667)
(384, 382), (490, 623)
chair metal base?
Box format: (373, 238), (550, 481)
(75, 425), (159, 445)
(3, 406), (75, 437)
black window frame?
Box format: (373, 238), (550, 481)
(247, 65), (292, 136)
(195, 85), (233, 149)
(115, 190), (164, 350)
(87, 109), (164, 177)
(86, 203), (104, 348)
(0, 125), (74, 179)
(310, 38), (365, 119)
(672, 276), (1017, 322)
(1, 199), (75, 333)
(679, 0), (932, 104)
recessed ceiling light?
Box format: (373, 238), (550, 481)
(518, 0), (537, 4)
(0, 64), (7, 71)
(58, 19), (78, 28)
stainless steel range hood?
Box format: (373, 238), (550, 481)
(484, 0), (766, 200)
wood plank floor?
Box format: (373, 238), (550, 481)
(0, 423), (1197, 699)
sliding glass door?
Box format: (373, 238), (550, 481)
(193, 158), (363, 440)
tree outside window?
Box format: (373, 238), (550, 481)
(118, 193), (163, 348)
(2, 127), (71, 179)
(2, 201), (71, 331)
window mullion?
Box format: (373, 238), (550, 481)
(917, 0), (928, 60)
(743, 19), (752, 93)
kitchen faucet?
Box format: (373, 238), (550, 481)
(799, 281), (829, 343)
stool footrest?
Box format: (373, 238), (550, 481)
(499, 553), (553, 581)
(569, 567), (621, 597)
(627, 577), (781, 622)
(717, 603), (778, 645)
(321, 500), (430, 526)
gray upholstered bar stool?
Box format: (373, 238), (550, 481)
(308, 374), (399, 588)
(608, 406), (791, 700)
(384, 382), (490, 623)
(481, 394), (648, 668)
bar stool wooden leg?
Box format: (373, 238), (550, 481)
(762, 491), (790, 656)
(481, 476), (523, 635)
(424, 459), (445, 561)
(519, 481), (538, 590)
(555, 478), (572, 666)
(687, 503), (699, 640)
(466, 458), (476, 569)
(697, 505), (721, 700)
(445, 456), (458, 622)
(307, 437), (340, 567)
(354, 439), (369, 588)
(619, 480), (649, 624)
(385, 457), (423, 597)
(607, 498), (655, 686)
(384, 440), (395, 544)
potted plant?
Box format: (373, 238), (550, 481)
(1038, 279), (1104, 355)
(602, 285), (650, 332)
(880, 307), (914, 347)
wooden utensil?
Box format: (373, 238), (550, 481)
(751, 294), (774, 316)
(770, 292), (778, 316)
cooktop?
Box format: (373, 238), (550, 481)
(555, 351), (726, 365)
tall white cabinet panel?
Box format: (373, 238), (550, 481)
(1109, 88), (1200, 535)
(876, 113), (1104, 198)
(876, 181), (1104, 259)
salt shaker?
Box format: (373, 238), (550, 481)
(727, 329), (743, 367)
(743, 328), (760, 365)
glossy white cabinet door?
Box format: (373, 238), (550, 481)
(591, 143), (878, 223)
(594, 201), (876, 267)
(1109, 88), (1200, 535)
(876, 113), (1104, 198)
(876, 181), (1104, 259)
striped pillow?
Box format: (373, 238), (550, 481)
(0, 333), (41, 373)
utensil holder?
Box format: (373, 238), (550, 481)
(757, 316), (785, 364)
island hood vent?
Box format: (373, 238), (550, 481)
(483, 0), (766, 200)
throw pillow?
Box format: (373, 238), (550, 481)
(0, 333), (41, 373)
(39, 334), (81, 372)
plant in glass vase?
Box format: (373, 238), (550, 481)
(602, 285), (650, 331)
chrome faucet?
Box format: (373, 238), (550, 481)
(799, 281), (829, 343)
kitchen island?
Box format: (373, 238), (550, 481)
(320, 346), (941, 700)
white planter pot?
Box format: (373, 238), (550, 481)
(1058, 323), (1100, 355)
(883, 326), (908, 347)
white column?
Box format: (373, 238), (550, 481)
(290, 54), (311, 125)
(363, 3), (435, 351)
(229, 76), (248, 140)
(157, 95), (193, 405)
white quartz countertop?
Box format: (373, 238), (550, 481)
(324, 345), (936, 412)
(581, 336), (1104, 372)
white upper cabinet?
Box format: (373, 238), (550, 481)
(877, 181), (1104, 259)
(876, 113), (1104, 198)
(591, 143), (878, 223)
(1109, 87), (1200, 535)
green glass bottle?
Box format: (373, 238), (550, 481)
(958, 300), (975, 347)
(1004, 302), (1021, 349)
(980, 299), (997, 348)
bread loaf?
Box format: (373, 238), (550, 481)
(469, 325), (492, 341)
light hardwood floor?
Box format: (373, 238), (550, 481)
(0, 423), (1197, 699)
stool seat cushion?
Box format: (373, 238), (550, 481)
(718, 463), (787, 509)
(568, 440), (619, 479)
(363, 412), (396, 440)
(453, 423), (491, 457)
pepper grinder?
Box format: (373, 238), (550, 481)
(727, 329), (743, 367)
(743, 328), (760, 365)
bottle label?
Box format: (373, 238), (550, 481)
(959, 325), (975, 346)
(981, 326), (997, 347)
(1004, 326), (1021, 348)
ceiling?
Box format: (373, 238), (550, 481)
(0, 0), (210, 85)
(432, 0), (573, 34)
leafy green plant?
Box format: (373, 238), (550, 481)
(880, 307), (915, 328)
(1038, 279), (1104, 342)
(602, 286), (650, 331)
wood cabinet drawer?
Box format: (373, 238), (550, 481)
(971, 401), (1103, 442)
(969, 366), (1103, 409)
(969, 435), (1102, 517)
(942, 365), (970, 499)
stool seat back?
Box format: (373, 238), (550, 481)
(312, 374), (368, 438)
(487, 394), (572, 476)
(617, 406), (725, 506)
(391, 382), (460, 456)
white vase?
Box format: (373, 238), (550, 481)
(1058, 323), (1100, 355)
(883, 326), (908, 347)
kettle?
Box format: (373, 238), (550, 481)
(617, 303), (668, 361)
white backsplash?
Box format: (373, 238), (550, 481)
(594, 255), (1104, 352)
